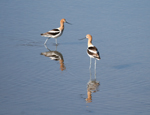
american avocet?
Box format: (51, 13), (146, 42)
(79, 34), (101, 71)
(41, 18), (71, 45)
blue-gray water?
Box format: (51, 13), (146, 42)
(0, 0), (150, 115)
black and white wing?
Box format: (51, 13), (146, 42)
(87, 46), (101, 60)
(41, 28), (60, 37)
(48, 29), (60, 36)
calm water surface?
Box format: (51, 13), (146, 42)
(0, 0), (150, 115)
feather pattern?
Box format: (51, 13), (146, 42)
(41, 28), (61, 38)
(87, 46), (100, 60)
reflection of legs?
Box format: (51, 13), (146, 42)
(44, 37), (51, 45)
(44, 44), (51, 51)
(55, 38), (57, 45)
(55, 45), (57, 51)
(95, 59), (96, 79)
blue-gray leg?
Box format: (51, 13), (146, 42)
(89, 58), (91, 70)
(44, 37), (51, 45)
(95, 59), (97, 79)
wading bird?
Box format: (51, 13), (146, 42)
(79, 34), (101, 71)
(41, 18), (71, 45)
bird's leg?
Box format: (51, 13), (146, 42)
(90, 66), (92, 81)
(95, 59), (97, 79)
(44, 37), (50, 45)
(89, 58), (92, 80)
(89, 58), (91, 70)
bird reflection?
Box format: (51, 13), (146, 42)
(41, 44), (66, 71)
(86, 67), (100, 103)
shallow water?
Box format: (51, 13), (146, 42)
(0, 0), (150, 115)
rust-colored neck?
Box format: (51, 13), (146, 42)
(59, 21), (64, 31)
(88, 36), (93, 47)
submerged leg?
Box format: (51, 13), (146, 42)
(44, 37), (50, 45)
(55, 38), (57, 45)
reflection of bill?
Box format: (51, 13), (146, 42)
(86, 80), (100, 103)
(41, 51), (66, 71)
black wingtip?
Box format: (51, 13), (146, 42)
(96, 56), (101, 60)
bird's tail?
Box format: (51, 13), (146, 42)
(40, 52), (46, 56)
(96, 56), (101, 60)
(41, 33), (48, 36)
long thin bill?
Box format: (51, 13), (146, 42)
(78, 37), (86, 40)
(66, 21), (72, 25)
